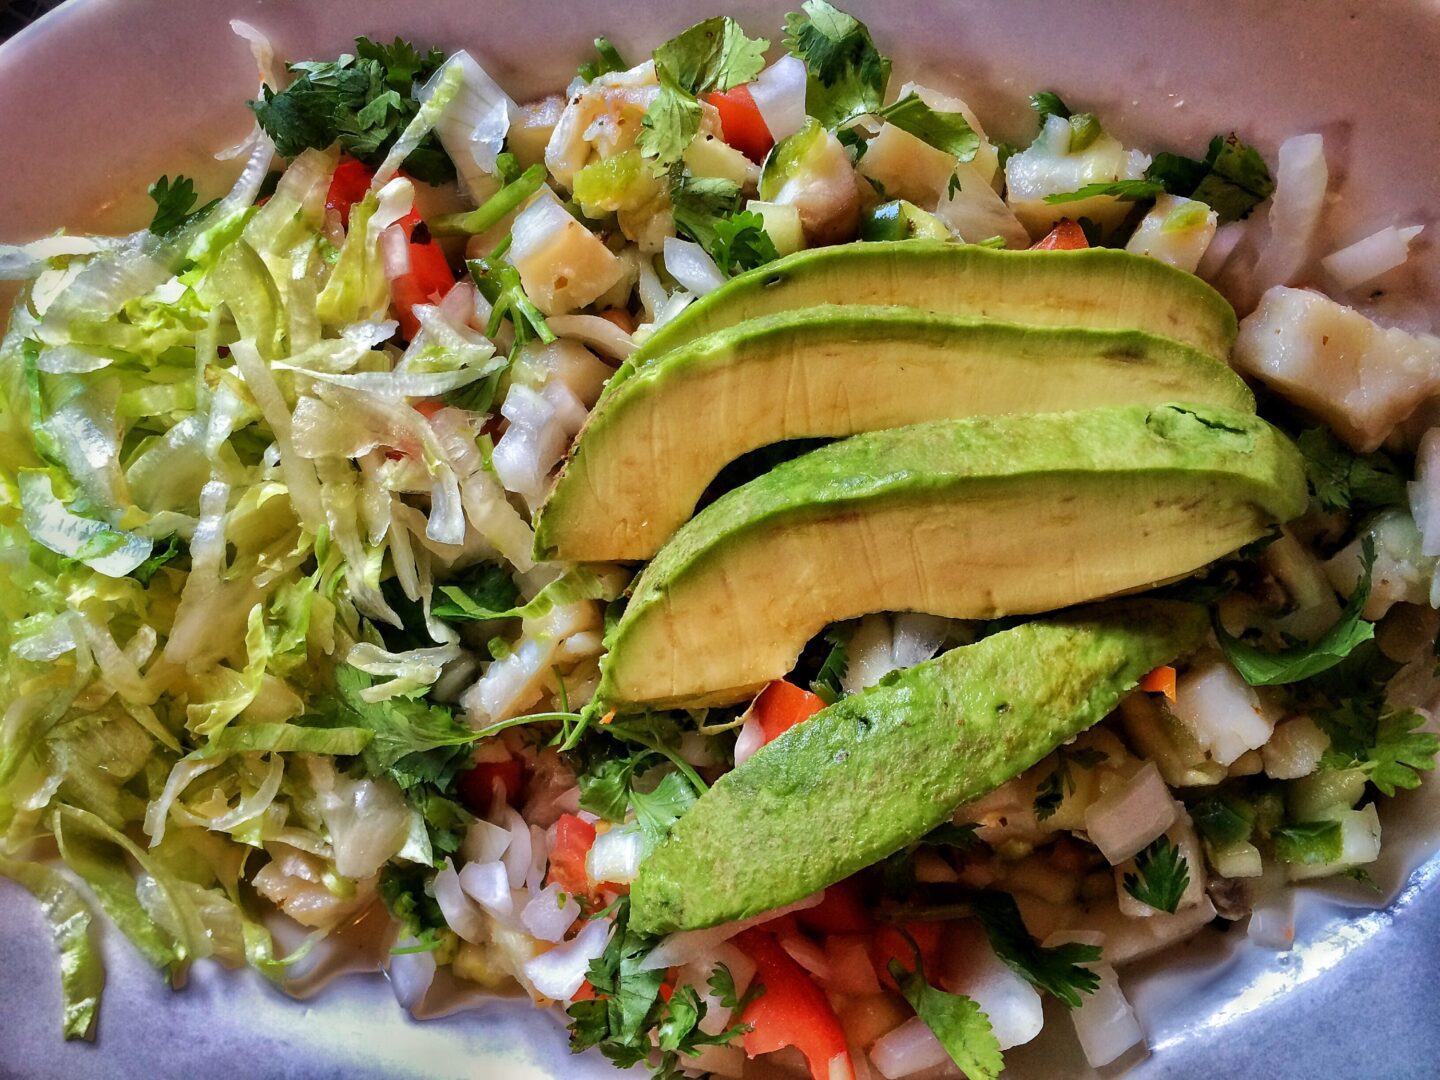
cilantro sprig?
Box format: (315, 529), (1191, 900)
(249, 36), (454, 183)
(1295, 427), (1408, 514)
(783, 0), (891, 129)
(1033, 746), (1106, 821)
(568, 897), (755, 1075)
(969, 891), (1100, 1007)
(889, 944), (1003, 1080)
(1145, 133), (1275, 223)
(146, 176), (219, 236)
(1216, 536), (1377, 686)
(1123, 836), (1191, 914)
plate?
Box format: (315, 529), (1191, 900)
(1, 1), (1438, 1077)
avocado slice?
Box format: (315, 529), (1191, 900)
(595, 403), (1305, 710)
(607, 243), (1237, 401)
(628, 599), (1209, 933)
(534, 307), (1255, 562)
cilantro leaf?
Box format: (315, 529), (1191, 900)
(878, 92), (980, 160)
(1295, 427), (1408, 514)
(1217, 535), (1377, 686)
(890, 955), (1004, 1080)
(970, 891), (1100, 1007)
(378, 863), (448, 949)
(637, 68), (706, 172)
(1043, 179), (1165, 205)
(810, 626), (850, 704)
(429, 563), (522, 621)
(1144, 133), (1274, 223)
(327, 665), (478, 790)
(1028, 90), (1072, 121)
(669, 172), (743, 252)
(1319, 706), (1439, 797)
(631, 771), (698, 848)
(919, 822), (980, 850)
(783, 0), (892, 128)
(578, 36), (628, 83)
(1123, 836), (1191, 914)
(1272, 819), (1343, 865)
(249, 37), (454, 183)
(1188, 791), (1256, 847)
(708, 961), (762, 1013)
(653, 16), (768, 95)
(147, 176), (218, 236)
(711, 211), (781, 275)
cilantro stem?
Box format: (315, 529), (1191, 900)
(473, 711), (583, 739)
(430, 164), (547, 235)
(610, 725), (708, 792)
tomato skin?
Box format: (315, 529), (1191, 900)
(456, 758), (525, 813)
(326, 158), (375, 228)
(754, 680), (827, 744)
(1030, 219), (1089, 250)
(870, 921), (944, 991)
(796, 876), (874, 935)
(736, 930), (854, 1080)
(391, 208), (457, 340)
(547, 813), (598, 899)
(705, 84), (775, 162)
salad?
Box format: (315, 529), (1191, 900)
(2, 4), (1438, 1078)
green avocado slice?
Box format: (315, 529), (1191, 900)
(595, 403), (1306, 711)
(628, 599), (1209, 934)
(605, 243), (1238, 401)
(533, 307), (1254, 562)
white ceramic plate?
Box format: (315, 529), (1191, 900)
(2, 2), (1438, 1077)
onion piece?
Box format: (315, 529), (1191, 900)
(638, 891), (825, 972)
(521, 882), (582, 942)
(522, 915), (614, 1001)
(1044, 931), (1143, 1068)
(870, 1016), (948, 1079)
(663, 237), (726, 296)
(386, 944), (438, 1011)
(587, 823), (645, 885)
(1082, 762), (1178, 864)
(545, 313), (636, 359)
(732, 715), (765, 767)
(380, 223), (413, 280)
(1252, 133), (1328, 295)
(1323, 224), (1424, 290)
(940, 921), (1043, 1051)
(459, 860), (514, 919)
(1409, 428), (1440, 559)
(500, 808), (533, 889)
(748, 55), (809, 142)
(435, 859), (487, 942)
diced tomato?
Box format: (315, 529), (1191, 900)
(391, 208), (458, 340)
(413, 399), (446, 420)
(326, 158), (375, 229)
(705, 84), (774, 163)
(1139, 664), (1178, 702)
(754, 680), (827, 745)
(1030, 220), (1089, 250)
(571, 979), (602, 1003)
(456, 758), (525, 813)
(796, 876), (874, 935)
(546, 813), (597, 899)
(870, 921), (944, 991)
(736, 930), (854, 1080)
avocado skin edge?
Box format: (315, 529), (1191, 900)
(627, 599), (1209, 935)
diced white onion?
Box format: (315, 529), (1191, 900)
(748, 55), (809, 142)
(842, 614), (894, 693)
(459, 860), (514, 919)
(1410, 428), (1440, 559)
(732, 715), (765, 766)
(638, 890), (826, 972)
(940, 920), (1044, 1051)
(522, 915), (614, 1001)
(380, 223), (413, 280)
(1045, 932), (1144, 1068)
(521, 882), (582, 942)
(663, 237), (726, 296)
(890, 613), (948, 668)
(1252, 133), (1328, 295)
(545, 314), (635, 359)
(435, 859), (487, 943)
(870, 1016), (948, 1079)
(1083, 762), (1178, 864)
(586, 823), (645, 885)
(1323, 225), (1424, 291)
(386, 944), (438, 1011)
(427, 50), (519, 199)
(498, 807), (533, 890)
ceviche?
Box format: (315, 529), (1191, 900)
(2, 4), (1437, 1078)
